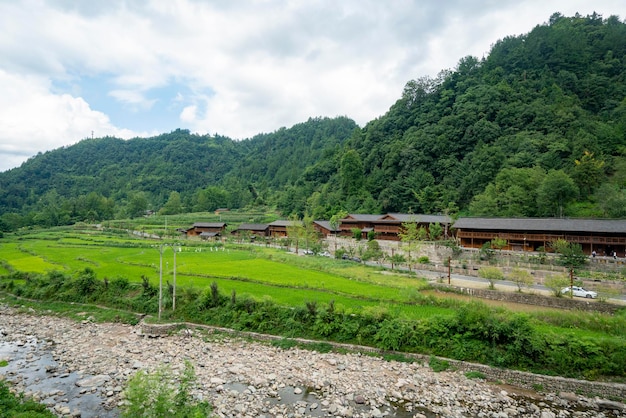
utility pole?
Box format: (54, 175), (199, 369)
(172, 246), (177, 311)
(158, 245), (163, 320)
(448, 256), (451, 285)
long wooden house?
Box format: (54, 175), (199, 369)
(337, 213), (452, 241)
(453, 217), (626, 256)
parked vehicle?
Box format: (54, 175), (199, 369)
(561, 286), (597, 299)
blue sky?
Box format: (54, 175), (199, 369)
(51, 74), (212, 133)
(1, 0), (626, 172)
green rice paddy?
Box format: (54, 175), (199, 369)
(0, 226), (448, 319)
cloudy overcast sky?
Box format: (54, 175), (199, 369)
(1, 1), (625, 172)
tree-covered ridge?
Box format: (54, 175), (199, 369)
(343, 12), (626, 218)
(0, 117), (358, 229)
(1, 13), (626, 230)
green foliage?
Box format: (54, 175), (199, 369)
(490, 238), (507, 251)
(544, 274), (571, 297)
(550, 239), (587, 268)
(464, 371), (486, 379)
(0, 380), (56, 417)
(479, 242), (495, 261)
(122, 361), (212, 418)
(509, 268), (534, 292)
(429, 356), (451, 372)
(428, 222), (443, 241)
(478, 266), (503, 289)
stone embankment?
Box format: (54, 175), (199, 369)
(1, 304), (625, 418)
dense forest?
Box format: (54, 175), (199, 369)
(1, 12), (626, 231)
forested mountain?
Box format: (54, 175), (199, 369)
(1, 13), (626, 231)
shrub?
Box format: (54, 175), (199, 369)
(544, 274), (570, 297)
(509, 268), (533, 292)
(122, 360), (211, 418)
(0, 380), (55, 417)
(464, 371), (486, 379)
(429, 355), (451, 372)
(478, 266), (503, 289)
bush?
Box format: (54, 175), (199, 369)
(478, 266), (503, 289)
(545, 274), (570, 297)
(429, 355), (451, 372)
(509, 268), (533, 292)
(122, 361), (212, 418)
(0, 380), (55, 417)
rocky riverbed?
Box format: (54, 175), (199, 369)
(1, 304), (624, 418)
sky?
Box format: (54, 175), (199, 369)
(1, 1), (625, 173)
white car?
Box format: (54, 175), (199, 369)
(561, 286), (597, 299)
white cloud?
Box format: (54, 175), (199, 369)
(0, 0), (625, 172)
(0, 70), (144, 171)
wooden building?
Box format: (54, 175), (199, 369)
(184, 222), (227, 238)
(268, 220), (301, 238)
(233, 223), (270, 238)
(338, 213), (451, 241)
(453, 217), (626, 256)
(313, 220), (339, 237)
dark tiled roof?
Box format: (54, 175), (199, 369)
(192, 222), (226, 228)
(453, 218), (626, 234)
(237, 223), (269, 231)
(383, 214), (452, 224)
(314, 220), (339, 232)
(343, 214), (384, 222)
(268, 220), (301, 227)
(199, 231), (219, 237)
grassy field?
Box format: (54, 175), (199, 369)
(0, 225), (448, 319)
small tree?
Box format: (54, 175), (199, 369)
(362, 240), (384, 264)
(329, 210), (348, 251)
(478, 266), (503, 290)
(550, 239), (587, 269)
(286, 215), (304, 254)
(509, 268), (533, 292)
(544, 274), (570, 297)
(550, 239), (587, 296)
(390, 253), (406, 271)
(428, 222), (443, 241)
(399, 220), (420, 272)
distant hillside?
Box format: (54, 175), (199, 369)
(0, 117), (357, 228)
(344, 12), (626, 219)
(1, 13), (626, 231)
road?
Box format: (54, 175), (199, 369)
(360, 259), (626, 305)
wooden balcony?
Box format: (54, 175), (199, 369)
(457, 231), (626, 245)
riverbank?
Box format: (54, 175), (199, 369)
(1, 304), (625, 418)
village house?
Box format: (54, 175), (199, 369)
(453, 217), (626, 256)
(336, 213), (452, 241)
(268, 220), (301, 238)
(232, 223), (270, 239)
(183, 222), (227, 240)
